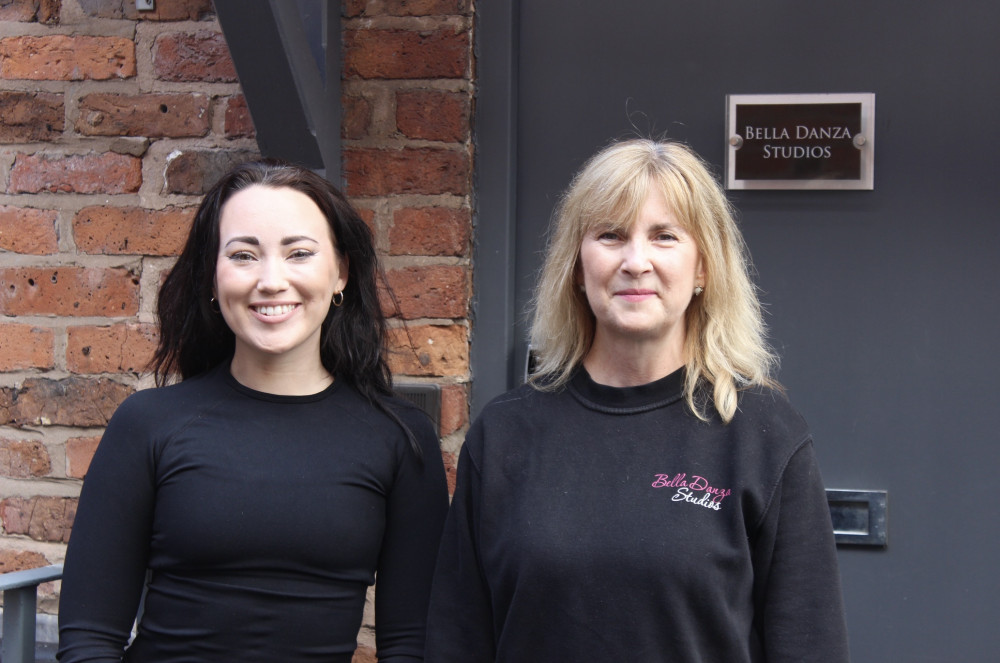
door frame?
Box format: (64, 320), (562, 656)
(470, 0), (520, 415)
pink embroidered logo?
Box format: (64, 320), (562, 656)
(652, 473), (732, 511)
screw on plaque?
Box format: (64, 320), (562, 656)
(729, 135), (744, 149)
(852, 134), (867, 148)
(136, 0), (155, 11)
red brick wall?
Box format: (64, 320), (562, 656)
(343, 0), (474, 504)
(0, 2), (475, 646)
(342, 2), (474, 655)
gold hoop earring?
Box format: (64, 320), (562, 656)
(332, 291), (344, 307)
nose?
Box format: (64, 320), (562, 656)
(256, 257), (289, 293)
(621, 238), (652, 276)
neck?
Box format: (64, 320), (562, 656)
(229, 349), (333, 396)
(583, 331), (685, 387)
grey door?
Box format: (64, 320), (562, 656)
(474, 1), (1000, 659)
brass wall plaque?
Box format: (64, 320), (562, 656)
(726, 93), (875, 190)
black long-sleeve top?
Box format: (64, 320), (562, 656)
(425, 367), (849, 662)
(58, 364), (449, 663)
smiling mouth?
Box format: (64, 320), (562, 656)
(616, 289), (657, 299)
(252, 304), (297, 316)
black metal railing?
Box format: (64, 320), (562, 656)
(0, 565), (62, 663)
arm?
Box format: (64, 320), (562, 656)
(373, 411), (450, 663)
(424, 426), (496, 663)
(752, 441), (851, 663)
(57, 398), (156, 663)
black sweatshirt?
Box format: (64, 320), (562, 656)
(425, 367), (849, 662)
(58, 364), (448, 663)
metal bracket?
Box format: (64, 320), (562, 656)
(136, 0), (155, 10)
(1, 565), (64, 663)
(827, 489), (888, 547)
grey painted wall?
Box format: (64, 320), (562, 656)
(477, 0), (1000, 658)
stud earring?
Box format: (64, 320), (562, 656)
(693, 286), (704, 296)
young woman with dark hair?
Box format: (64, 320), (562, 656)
(58, 160), (448, 663)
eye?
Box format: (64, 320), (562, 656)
(228, 250), (256, 262)
(654, 231), (677, 242)
(288, 249), (316, 260)
(596, 230), (621, 241)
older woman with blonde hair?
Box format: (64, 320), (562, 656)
(425, 139), (849, 662)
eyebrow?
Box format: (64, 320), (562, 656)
(223, 235), (320, 248)
(591, 221), (681, 235)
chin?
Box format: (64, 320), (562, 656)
(241, 340), (302, 358)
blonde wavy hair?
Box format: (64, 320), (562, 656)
(528, 139), (779, 422)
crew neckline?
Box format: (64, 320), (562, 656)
(568, 365), (686, 414)
(219, 363), (340, 404)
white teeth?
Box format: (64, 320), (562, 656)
(256, 305), (295, 316)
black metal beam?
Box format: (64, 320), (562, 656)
(215, 0), (340, 181)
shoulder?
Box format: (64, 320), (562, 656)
(108, 369), (230, 434)
(127, 369), (223, 405)
(736, 384), (808, 427)
(328, 385), (441, 460)
(479, 382), (551, 418)
(385, 393), (439, 442)
(724, 385), (812, 455)
(92, 372), (229, 470)
(471, 382), (558, 433)
(462, 383), (560, 458)
(332, 385), (434, 434)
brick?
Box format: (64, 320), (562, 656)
(38, 0), (60, 22)
(344, 29), (469, 80)
(73, 205), (194, 256)
(67, 323), (159, 374)
(396, 90), (469, 142)
(9, 152), (141, 194)
(66, 436), (101, 479)
(0, 496), (76, 543)
(388, 324), (468, 377)
(0, 91), (64, 142)
(439, 383), (467, 436)
(389, 206), (469, 257)
(165, 149), (260, 195)
(76, 93), (210, 138)
(441, 450), (457, 495)
(0, 376), (133, 427)
(154, 31), (237, 83)
(344, 148), (469, 196)
(386, 265), (469, 319)
(0, 323), (54, 371)
(78, 0), (213, 21)
(0, 266), (139, 316)
(225, 95), (255, 138)
(0, 439), (51, 478)
(342, 95), (372, 140)
(0, 0), (39, 21)
(0, 549), (49, 574)
(0, 0), (59, 23)
(356, 207), (376, 234)
(0, 205), (59, 254)
(0, 35), (135, 81)
(343, 0), (472, 18)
